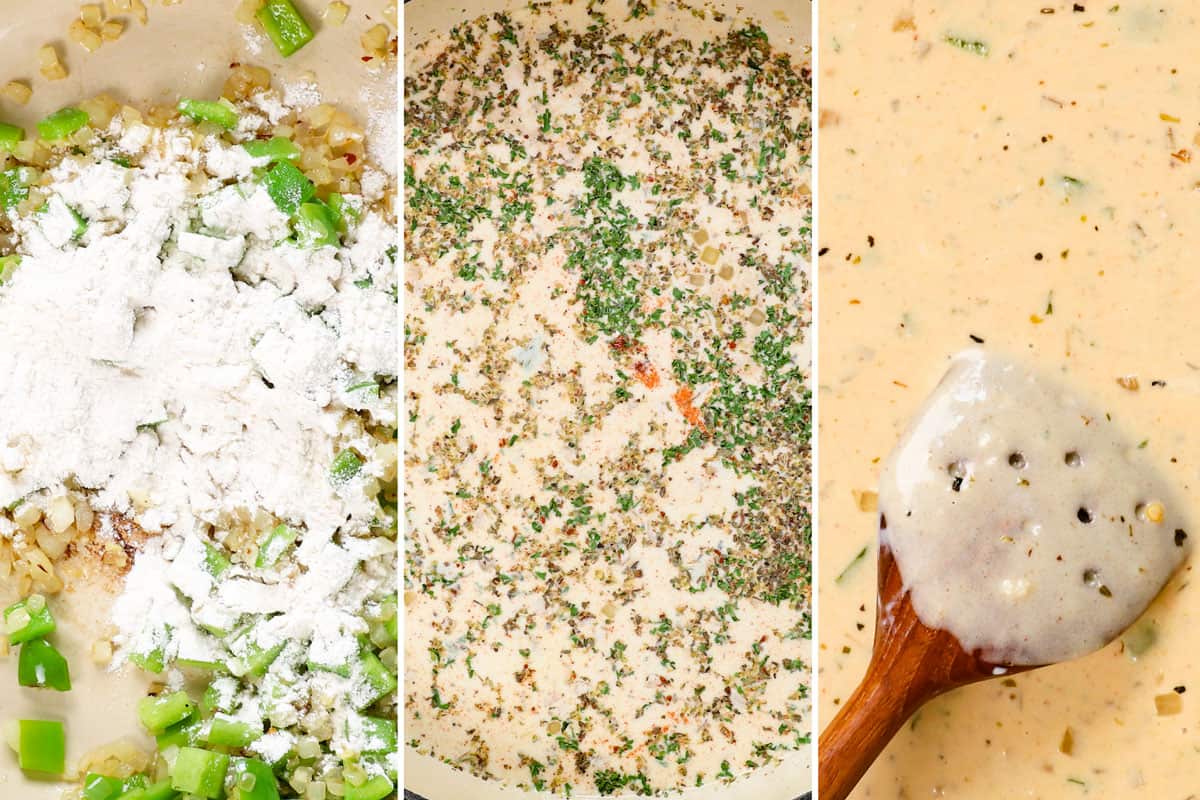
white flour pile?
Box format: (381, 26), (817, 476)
(0, 89), (398, 776)
(0, 144), (395, 536)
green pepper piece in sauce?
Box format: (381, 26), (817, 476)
(170, 747), (229, 799)
(256, 0), (315, 57)
(3, 595), (56, 644)
(262, 160), (315, 215)
(0, 122), (24, 152)
(37, 107), (89, 141)
(229, 757), (280, 800)
(242, 136), (300, 162)
(16, 719), (66, 774)
(177, 99), (240, 131)
(17, 638), (71, 691)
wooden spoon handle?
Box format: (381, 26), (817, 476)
(819, 541), (1026, 800)
(817, 652), (915, 800)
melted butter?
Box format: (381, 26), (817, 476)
(820, 2), (1200, 796)
(880, 349), (1190, 665)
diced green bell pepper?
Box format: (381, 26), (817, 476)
(129, 645), (166, 674)
(256, 0), (315, 57)
(83, 773), (124, 800)
(176, 656), (228, 673)
(39, 195), (87, 240)
(37, 107), (89, 141)
(4, 595), (55, 644)
(120, 775), (149, 793)
(117, 779), (180, 800)
(206, 716), (261, 748)
(354, 651), (396, 709)
(178, 99), (239, 131)
(203, 542), (231, 578)
(0, 255), (21, 282)
(129, 623), (171, 674)
(242, 136), (300, 162)
(138, 691), (195, 734)
(345, 774), (394, 800)
(381, 595), (398, 644)
(294, 201), (339, 248)
(255, 523), (297, 568)
(155, 714), (203, 751)
(229, 757), (280, 800)
(17, 638), (71, 691)
(0, 123), (24, 152)
(262, 160), (314, 215)
(17, 719), (65, 774)
(200, 682), (232, 716)
(198, 620), (234, 640)
(170, 747), (229, 799)
(330, 449), (364, 484)
(350, 716), (396, 754)
(238, 638), (285, 676)
(360, 753), (397, 782)
(326, 192), (359, 232)
(308, 646), (353, 676)
(0, 167), (30, 211)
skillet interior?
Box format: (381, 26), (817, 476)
(0, 3), (394, 795)
(402, 1), (812, 798)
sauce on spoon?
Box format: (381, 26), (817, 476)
(820, 350), (1194, 800)
(879, 349), (1192, 665)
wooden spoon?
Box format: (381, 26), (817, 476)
(818, 515), (1035, 800)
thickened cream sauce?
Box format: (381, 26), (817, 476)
(880, 349), (1190, 666)
(406, 1), (812, 794)
(820, 2), (1200, 796)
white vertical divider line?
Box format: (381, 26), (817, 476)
(395, 5), (408, 792)
(807, 0), (821, 795)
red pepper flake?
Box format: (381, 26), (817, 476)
(673, 386), (708, 431)
(345, 153), (358, 165)
(633, 361), (659, 388)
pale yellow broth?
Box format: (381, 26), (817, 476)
(819, 2), (1200, 797)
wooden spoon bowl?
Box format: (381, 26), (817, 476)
(818, 515), (1036, 800)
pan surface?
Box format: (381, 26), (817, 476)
(0, 2), (394, 796)
(403, 0), (812, 798)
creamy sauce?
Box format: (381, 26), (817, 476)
(0, 579), (152, 798)
(820, 2), (1200, 796)
(880, 349), (1190, 665)
(406, 1), (812, 794)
